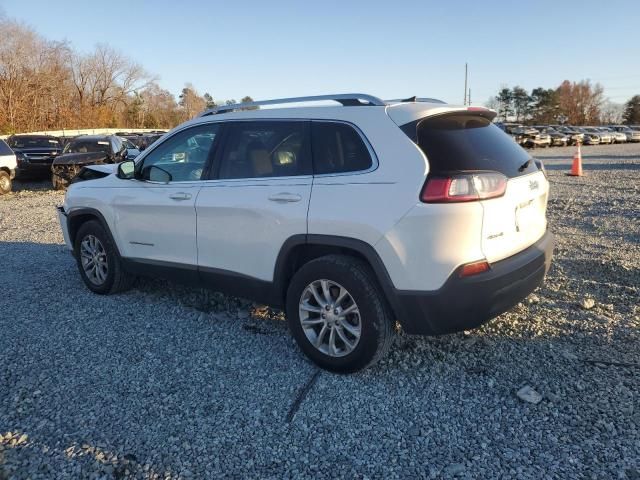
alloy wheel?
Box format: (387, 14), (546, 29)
(299, 279), (361, 357)
(80, 235), (108, 285)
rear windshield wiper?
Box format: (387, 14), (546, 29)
(518, 159), (532, 172)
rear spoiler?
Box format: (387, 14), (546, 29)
(398, 107), (497, 143)
(387, 104), (496, 132)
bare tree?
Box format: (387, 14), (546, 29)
(556, 80), (604, 125)
(179, 83), (206, 121)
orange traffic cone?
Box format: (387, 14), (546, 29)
(568, 143), (583, 176)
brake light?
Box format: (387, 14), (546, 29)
(420, 172), (507, 203)
(459, 260), (490, 277)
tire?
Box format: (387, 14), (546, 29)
(74, 220), (135, 294)
(0, 171), (11, 195)
(286, 254), (395, 373)
(52, 173), (68, 191)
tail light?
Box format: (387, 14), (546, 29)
(420, 172), (507, 203)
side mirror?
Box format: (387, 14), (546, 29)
(117, 160), (136, 179)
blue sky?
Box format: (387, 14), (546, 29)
(1, 0), (638, 105)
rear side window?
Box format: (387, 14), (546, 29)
(217, 121), (311, 179)
(404, 114), (538, 178)
(0, 139), (13, 155)
(311, 122), (373, 175)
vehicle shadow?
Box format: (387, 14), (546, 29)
(13, 178), (54, 191)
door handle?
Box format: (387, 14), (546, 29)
(268, 193), (302, 203)
(169, 192), (192, 201)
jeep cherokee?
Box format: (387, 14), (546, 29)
(57, 94), (554, 372)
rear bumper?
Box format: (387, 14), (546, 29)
(395, 231), (554, 335)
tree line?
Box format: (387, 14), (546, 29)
(487, 81), (639, 126)
(0, 16), (254, 134)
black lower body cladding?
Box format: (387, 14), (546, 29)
(395, 231), (555, 335)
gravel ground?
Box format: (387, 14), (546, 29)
(1, 142), (638, 479)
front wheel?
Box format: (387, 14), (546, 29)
(74, 220), (135, 294)
(52, 173), (68, 191)
(286, 255), (394, 373)
(0, 171), (11, 195)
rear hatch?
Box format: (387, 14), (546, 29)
(402, 111), (549, 263)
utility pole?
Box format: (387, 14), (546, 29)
(468, 88), (471, 105)
(463, 63), (468, 105)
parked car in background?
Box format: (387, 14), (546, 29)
(59, 135), (85, 148)
(587, 127), (612, 144)
(57, 93), (554, 372)
(6, 135), (62, 178)
(511, 126), (550, 148)
(115, 133), (144, 149)
(611, 126), (640, 142)
(601, 127), (627, 143)
(114, 132), (167, 151)
(51, 135), (128, 190)
(555, 126), (584, 145)
(576, 128), (600, 145)
(120, 137), (141, 160)
(138, 133), (164, 151)
(533, 126), (568, 147)
(0, 138), (17, 194)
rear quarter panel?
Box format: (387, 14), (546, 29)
(307, 111), (427, 247)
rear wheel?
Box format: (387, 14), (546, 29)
(74, 220), (135, 294)
(286, 255), (394, 373)
(0, 171), (11, 195)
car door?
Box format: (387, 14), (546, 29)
(111, 123), (221, 268)
(195, 120), (312, 285)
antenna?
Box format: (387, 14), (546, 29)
(463, 63), (468, 105)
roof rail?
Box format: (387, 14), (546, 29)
(199, 93), (386, 116)
(385, 96), (446, 105)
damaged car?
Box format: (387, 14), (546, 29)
(51, 135), (128, 190)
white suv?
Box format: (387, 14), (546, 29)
(57, 94), (554, 372)
(0, 138), (17, 194)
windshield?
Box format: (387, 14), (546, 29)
(64, 139), (111, 154)
(8, 136), (61, 149)
(121, 138), (137, 149)
(404, 113), (538, 178)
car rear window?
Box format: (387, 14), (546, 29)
(402, 114), (538, 178)
(8, 136), (61, 149)
(0, 139), (13, 155)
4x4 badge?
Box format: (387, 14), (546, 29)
(529, 180), (539, 191)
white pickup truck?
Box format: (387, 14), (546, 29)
(0, 138), (17, 194)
